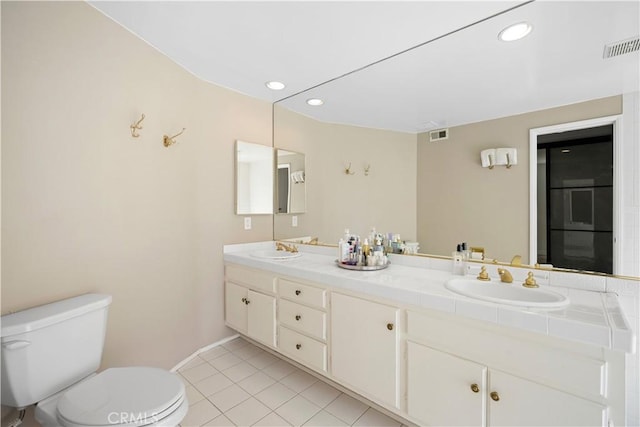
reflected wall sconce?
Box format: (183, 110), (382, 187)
(344, 163), (355, 175)
(364, 164), (371, 176)
(481, 148), (517, 169)
(130, 114), (145, 138)
(163, 128), (186, 147)
(291, 170), (305, 184)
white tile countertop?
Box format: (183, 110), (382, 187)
(223, 242), (636, 353)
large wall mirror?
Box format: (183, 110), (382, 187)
(235, 140), (273, 215)
(273, 1), (639, 278)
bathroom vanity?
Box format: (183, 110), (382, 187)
(223, 242), (635, 427)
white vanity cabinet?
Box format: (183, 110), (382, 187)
(224, 265), (277, 348)
(223, 256), (628, 427)
(406, 310), (614, 427)
(276, 278), (328, 372)
(330, 292), (401, 409)
(407, 342), (486, 426)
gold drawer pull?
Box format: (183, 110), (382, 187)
(295, 315), (302, 321)
(490, 391), (500, 402)
(295, 289), (301, 296)
(470, 384), (479, 393)
(296, 344), (302, 350)
(387, 323), (394, 331)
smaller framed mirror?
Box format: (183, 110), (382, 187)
(235, 140), (273, 215)
(276, 149), (306, 214)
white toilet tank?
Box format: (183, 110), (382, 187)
(1, 294), (112, 408)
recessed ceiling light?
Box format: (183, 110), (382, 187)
(561, 149), (571, 153)
(265, 81), (285, 90)
(498, 22), (533, 42)
(306, 98), (324, 106)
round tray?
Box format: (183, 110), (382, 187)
(335, 260), (389, 271)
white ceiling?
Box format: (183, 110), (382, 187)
(90, 1), (639, 133)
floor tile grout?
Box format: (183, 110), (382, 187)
(178, 338), (405, 427)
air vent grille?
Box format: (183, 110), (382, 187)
(429, 128), (449, 142)
(603, 36), (640, 59)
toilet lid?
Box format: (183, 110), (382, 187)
(57, 367), (185, 427)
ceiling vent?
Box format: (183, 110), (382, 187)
(429, 128), (449, 142)
(603, 36), (640, 59)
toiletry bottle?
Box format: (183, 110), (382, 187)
(452, 244), (464, 275)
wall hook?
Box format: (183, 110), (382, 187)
(364, 164), (371, 176)
(130, 114), (145, 138)
(163, 128), (186, 147)
(344, 162), (355, 175)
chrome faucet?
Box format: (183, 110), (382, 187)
(497, 268), (513, 284)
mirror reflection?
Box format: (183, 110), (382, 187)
(276, 149), (306, 214)
(273, 1), (639, 277)
(235, 140), (273, 215)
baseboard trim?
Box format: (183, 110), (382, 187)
(170, 334), (240, 372)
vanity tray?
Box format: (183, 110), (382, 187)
(335, 260), (389, 271)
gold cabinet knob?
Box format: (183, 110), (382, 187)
(295, 290), (301, 296)
(295, 315), (302, 321)
(241, 297), (246, 303)
(490, 391), (500, 401)
(470, 384), (479, 393)
(387, 323), (394, 331)
(245, 299), (250, 305)
(296, 344), (302, 350)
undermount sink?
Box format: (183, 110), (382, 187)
(445, 278), (569, 309)
(250, 250), (302, 260)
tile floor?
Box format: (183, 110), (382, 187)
(177, 337), (407, 427)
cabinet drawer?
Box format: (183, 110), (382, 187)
(278, 279), (326, 309)
(279, 299), (326, 341)
(407, 310), (607, 399)
(226, 264), (276, 293)
(278, 326), (327, 372)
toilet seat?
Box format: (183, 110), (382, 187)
(55, 367), (185, 427)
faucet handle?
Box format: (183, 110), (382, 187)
(523, 272), (539, 288)
(477, 266), (490, 281)
(510, 255), (522, 266)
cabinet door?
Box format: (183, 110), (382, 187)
(331, 293), (399, 407)
(407, 342), (486, 426)
(247, 290), (276, 348)
(225, 282), (248, 333)
(488, 370), (608, 427)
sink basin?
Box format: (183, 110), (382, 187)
(445, 278), (569, 309)
(251, 250), (302, 260)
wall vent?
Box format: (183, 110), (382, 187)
(429, 128), (449, 142)
(603, 36), (640, 59)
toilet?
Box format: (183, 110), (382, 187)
(0, 294), (188, 427)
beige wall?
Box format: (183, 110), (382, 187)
(417, 96), (622, 262)
(1, 0), (272, 373)
(274, 106), (417, 245)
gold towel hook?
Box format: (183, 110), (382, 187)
(163, 128), (186, 147)
(364, 164), (371, 176)
(506, 153), (513, 169)
(344, 162), (355, 175)
(130, 114), (145, 138)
